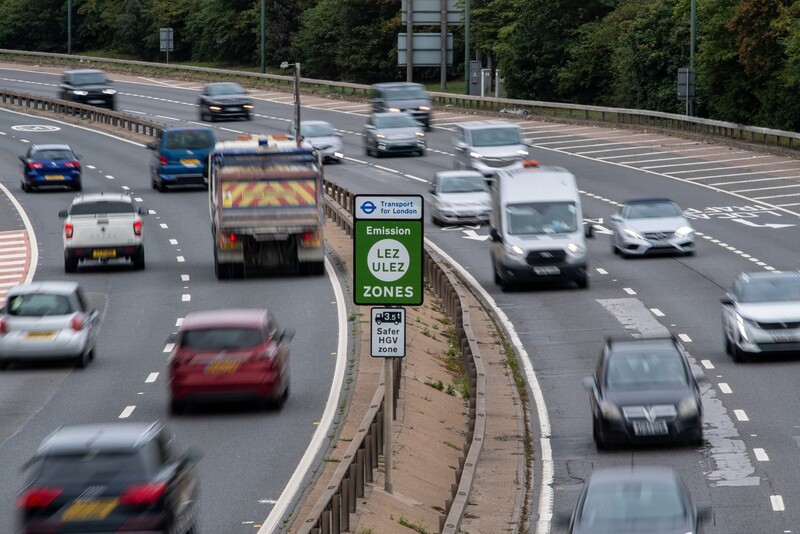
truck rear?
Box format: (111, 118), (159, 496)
(208, 135), (324, 279)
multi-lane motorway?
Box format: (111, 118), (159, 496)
(2, 64), (800, 533)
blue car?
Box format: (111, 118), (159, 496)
(148, 127), (216, 192)
(19, 144), (82, 192)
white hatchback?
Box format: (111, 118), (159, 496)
(429, 171), (491, 226)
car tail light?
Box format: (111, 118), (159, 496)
(64, 223), (74, 239)
(64, 161), (80, 168)
(0, 317), (8, 335)
(133, 220), (143, 236)
(119, 482), (167, 506)
(159, 156), (168, 166)
(71, 314), (84, 332)
(27, 162), (44, 169)
(17, 487), (63, 509)
(300, 231), (321, 248)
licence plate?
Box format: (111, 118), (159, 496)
(44, 174), (65, 181)
(632, 420), (669, 436)
(92, 249), (117, 259)
(88, 99), (105, 104)
(180, 159), (200, 166)
(26, 331), (55, 339)
(771, 332), (800, 342)
(62, 498), (119, 521)
(533, 266), (560, 276)
(206, 360), (241, 374)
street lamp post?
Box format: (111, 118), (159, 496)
(67, 0), (72, 55)
(281, 61), (302, 147)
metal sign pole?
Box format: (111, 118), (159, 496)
(384, 358), (394, 493)
(406, 0), (414, 82)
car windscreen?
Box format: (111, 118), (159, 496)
(739, 277), (800, 303)
(440, 175), (489, 194)
(207, 83), (245, 96)
(374, 115), (420, 129)
(72, 72), (108, 85)
(165, 130), (215, 150)
(32, 450), (151, 484)
(625, 202), (681, 219)
(505, 202), (578, 235)
(181, 327), (265, 350)
(69, 201), (134, 216)
(470, 127), (522, 147)
(31, 150), (74, 161)
(605, 351), (689, 389)
(301, 123), (335, 137)
(7, 294), (73, 316)
(578, 478), (687, 531)
(382, 86), (427, 100)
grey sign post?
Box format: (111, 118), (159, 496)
(160, 28), (174, 64)
(677, 68), (696, 116)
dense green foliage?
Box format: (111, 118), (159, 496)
(3, 0), (800, 129)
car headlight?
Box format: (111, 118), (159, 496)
(505, 244), (524, 256)
(388, 107), (401, 112)
(735, 313), (751, 341)
(376, 133), (386, 139)
(623, 228), (646, 240)
(209, 105), (222, 111)
(419, 106), (430, 111)
(469, 151), (484, 160)
(102, 89), (117, 95)
(567, 242), (585, 255)
(415, 131), (425, 137)
(677, 397), (700, 418)
(674, 226), (694, 238)
(600, 401), (622, 421)
(243, 104), (254, 109)
(72, 90), (88, 96)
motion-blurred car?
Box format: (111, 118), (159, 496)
(721, 271), (800, 362)
(0, 281), (99, 370)
(452, 120), (529, 177)
(58, 69), (116, 110)
(610, 198), (695, 257)
(429, 170), (491, 226)
(554, 466), (710, 533)
(168, 309), (294, 414)
(18, 421), (200, 534)
(369, 82), (432, 130)
(198, 82), (253, 121)
(583, 335), (705, 449)
(364, 111), (426, 157)
(19, 144), (82, 192)
(148, 126), (216, 191)
(289, 120), (343, 163)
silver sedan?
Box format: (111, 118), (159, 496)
(289, 120), (343, 163)
(429, 170), (491, 226)
(610, 198), (695, 257)
(0, 281), (99, 369)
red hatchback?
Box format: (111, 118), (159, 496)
(167, 309), (293, 414)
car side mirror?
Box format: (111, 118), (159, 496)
(720, 294), (734, 305)
(583, 376), (596, 391)
(692, 370), (708, 384)
(138, 208), (148, 216)
(429, 188), (436, 195)
(18, 155), (25, 162)
(281, 328), (295, 343)
(489, 227), (502, 243)
(58, 210), (68, 219)
(584, 224), (594, 238)
(146, 141), (156, 150)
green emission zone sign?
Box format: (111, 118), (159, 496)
(354, 195), (423, 306)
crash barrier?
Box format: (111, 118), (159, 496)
(4, 48), (800, 152)
(302, 182), (487, 533)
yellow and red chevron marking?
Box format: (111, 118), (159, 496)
(0, 230), (31, 306)
(221, 179), (317, 208)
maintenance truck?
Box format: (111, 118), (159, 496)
(208, 134), (325, 279)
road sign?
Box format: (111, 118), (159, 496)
(159, 28), (174, 52)
(401, 0), (462, 24)
(354, 195), (423, 306)
(397, 33), (454, 67)
(371, 308), (406, 358)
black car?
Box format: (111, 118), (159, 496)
(554, 467), (710, 533)
(58, 69), (116, 110)
(370, 82), (432, 130)
(198, 82), (253, 121)
(583, 335), (705, 449)
(18, 422), (200, 534)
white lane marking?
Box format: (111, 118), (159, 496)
(718, 383), (732, 394)
(169, 239), (178, 245)
(160, 223), (168, 229)
(121, 185), (130, 191)
(260, 256), (348, 533)
(176, 256), (185, 262)
(650, 308), (665, 317)
(105, 175), (114, 180)
(176, 317), (184, 326)
(701, 360), (714, 369)
(181, 274), (190, 281)
(623, 287), (636, 295)
(163, 343), (174, 353)
(0, 184), (38, 287)
(595, 268), (608, 275)
(182, 294), (191, 302)
(134, 197), (143, 202)
(678, 333), (692, 342)
(119, 406), (136, 419)
(735, 409), (749, 421)
(771, 495), (785, 511)
(146, 372), (159, 383)
(754, 448), (769, 461)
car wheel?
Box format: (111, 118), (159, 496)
(689, 428), (704, 447)
(74, 350), (90, 369)
(88, 348), (96, 361)
(21, 180), (29, 192)
(157, 177), (167, 193)
(418, 148), (427, 157)
(723, 329), (733, 355)
(151, 176), (158, 190)
(431, 214), (441, 226)
(267, 384), (290, 410)
(169, 398), (186, 416)
(576, 274), (589, 289)
(499, 275), (513, 293)
(0, 360), (10, 371)
(64, 254), (78, 273)
(593, 420), (607, 450)
(245, 112), (252, 121)
(73, 180), (82, 192)
(132, 251), (145, 270)
(732, 343), (750, 363)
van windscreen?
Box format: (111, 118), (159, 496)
(505, 202), (577, 235)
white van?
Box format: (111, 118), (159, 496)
(489, 161), (593, 290)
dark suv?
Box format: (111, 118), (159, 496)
(58, 69), (117, 110)
(370, 82), (432, 130)
(582, 335), (706, 449)
(18, 422), (200, 534)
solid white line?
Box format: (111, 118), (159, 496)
(623, 287), (636, 295)
(701, 360), (714, 369)
(145, 372), (159, 383)
(678, 333), (692, 342)
(163, 343), (174, 353)
(735, 409), (749, 421)
(754, 448), (769, 461)
(181, 294), (190, 302)
(771, 495), (785, 511)
(119, 406), (136, 419)
(260, 256), (348, 533)
(0, 177), (36, 283)
(718, 383), (732, 394)
(650, 308), (665, 317)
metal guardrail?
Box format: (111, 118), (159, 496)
(3, 48), (800, 152)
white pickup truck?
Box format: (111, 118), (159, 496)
(58, 193), (147, 272)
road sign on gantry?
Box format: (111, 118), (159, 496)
(354, 195), (423, 306)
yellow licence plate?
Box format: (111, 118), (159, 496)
(45, 175), (65, 180)
(92, 249), (117, 259)
(62, 498), (119, 521)
(206, 361), (241, 374)
(180, 159), (200, 166)
(26, 331), (55, 339)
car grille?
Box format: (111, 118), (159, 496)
(483, 157), (520, 169)
(755, 321), (800, 330)
(526, 249), (566, 265)
(643, 231), (674, 240)
(215, 98), (242, 105)
(622, 405), (677, 422)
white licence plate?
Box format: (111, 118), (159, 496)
(533, 266), (560, 276)
(632, 420), (668, 436)
(771, 332), (800, 342)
